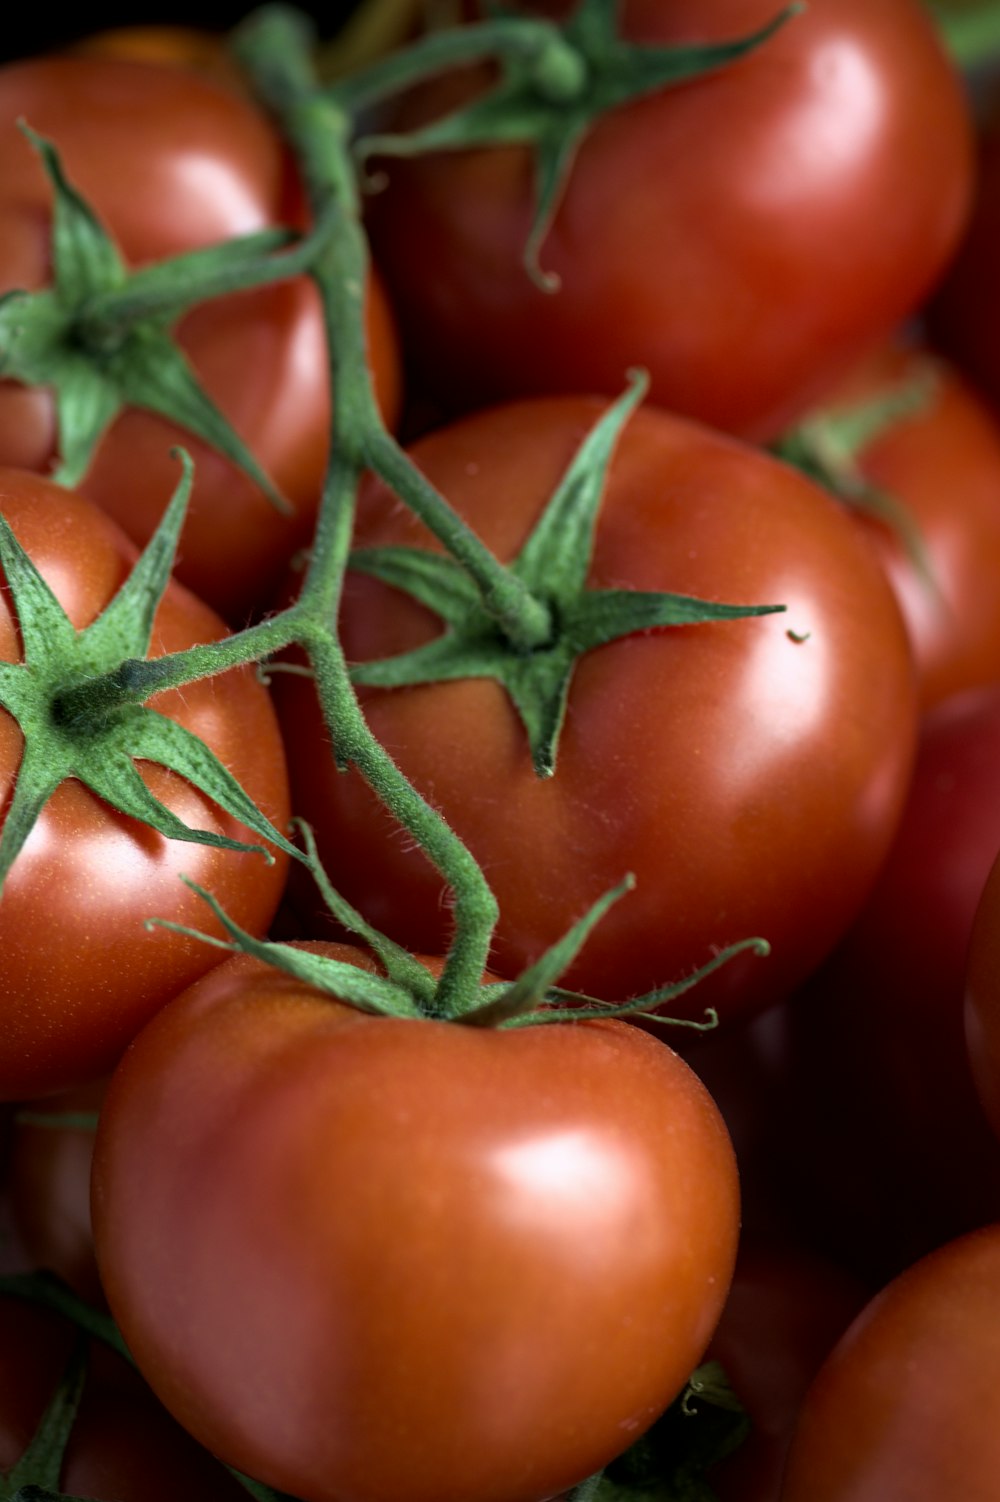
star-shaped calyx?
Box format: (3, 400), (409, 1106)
(0, 125), (327, 502)
(354, 0), (801, 286)
(349, 371), (786, 776)
(0, 454), (298, 893)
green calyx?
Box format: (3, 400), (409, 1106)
(156, 815), (768, 1030)
(566, 1360), (750, 1500)
(773, 362), (940, 590)
(352, 0), (802, 287)
(0, 124), (328, 506)
(351, 372), (786, 776)
(0, 452), (298, 895)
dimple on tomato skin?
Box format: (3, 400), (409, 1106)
(90, 944), (741, 1502)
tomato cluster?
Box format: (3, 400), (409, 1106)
(1, 2), (1000, 1500)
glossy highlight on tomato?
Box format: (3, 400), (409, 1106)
(278, 395), (918, 1023)
(0, 54), (401, 623)
(92, 944), (740, 1502)
(367, 0), (972, 441)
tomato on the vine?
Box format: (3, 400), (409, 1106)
(277, 395), (918, 1023)
(0, 467), (291, 1099)
(791, 344), (1000, 711)
(366, 0), (972, 441)
(0, 55), (401, 623)
(91, 942), (740, 1502)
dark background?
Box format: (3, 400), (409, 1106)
(1, 3), (361, 63)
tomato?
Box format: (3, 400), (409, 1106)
(764, 684), (1000, 1284)
(0, 1295), (249, 1500)
(0, 55), (401, 623)
(366, 0), (972, 442)
(795, 344), (1000, 712)
(277, 395), (917, 1023)
(66, 25), (244, 86)
(0, 467), (291, 1099)
(780, 1226), (1000, 1501)
(6, 1082), (105, 1303)
(705, 1240), (867, 1502)
(91, 942), (740, 1502)
(930, 98), (1000, 412)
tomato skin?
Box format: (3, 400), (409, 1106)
(0, 56), (287, 259)
(278, 396), (917, 1023)
(6, 1081), (106, 1303)
(91, 944), (740, 1502)
(930, 103), (1000, 411)
(780, 1227), (1000, 1502)
(0, 56), (402, 623)
(0, 1296), (249, 1501)
(0, 468), (291, 1099)
(763, 685), (1000, 1284)
(367, 0), (972, 441)
(813, 345), (1000, 712)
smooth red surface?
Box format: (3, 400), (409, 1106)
(0, 468), (290, 1098)
(367, 0), (972, 441)
(799, 344), (1000, 711)
(278, 395), (918, 1023)
(781, 1228), (1000, 1501)
(0, 1296), (248, 1500)
(92, 944), (740, 1502)
(0, 55), (401, 623)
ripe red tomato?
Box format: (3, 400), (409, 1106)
(780, 1226), (1000, 1501)
(0, 55), (401, 623)
(705, 1240), (867, 1502)
(930, 99), (1000, 411)
(6, 1081), (106, 1303)
(0, 1295), (249, 1501)
(763, 684), (1000, 1284)
(797, 344), (1000, 712)
(277, 395), (917, 1023)
(0, 467), (291, 1099)
(91, 943), (740, 1502)
(366, 0), (972, 441)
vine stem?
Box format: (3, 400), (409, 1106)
(232, 4), (507, 1015)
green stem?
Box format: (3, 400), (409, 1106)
(327, 13), (570, 113)
(362, 427), (555, 651)
(234, 4), (502, 1016)
(53, 607), (305, 718)
(235, 4), (554, 653)
(930, 1), (1000, 68)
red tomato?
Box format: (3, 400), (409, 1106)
(780, 1226), (1000, 1501)
(366, 0), (972, 441)
(0, 1295), (248, 1501)
(706, 1240), (867, 1502)
(91, 943), (740, 1502)
(6, 1082), (105, 1303)
(277, 396), (917, 1023)
(766, 684), (1000, 1285)
(798, 344), (1000, 712)
(930, 98), (1000, 411)
(0, 55), (401, 623)
(0, 467), (291, 1099)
